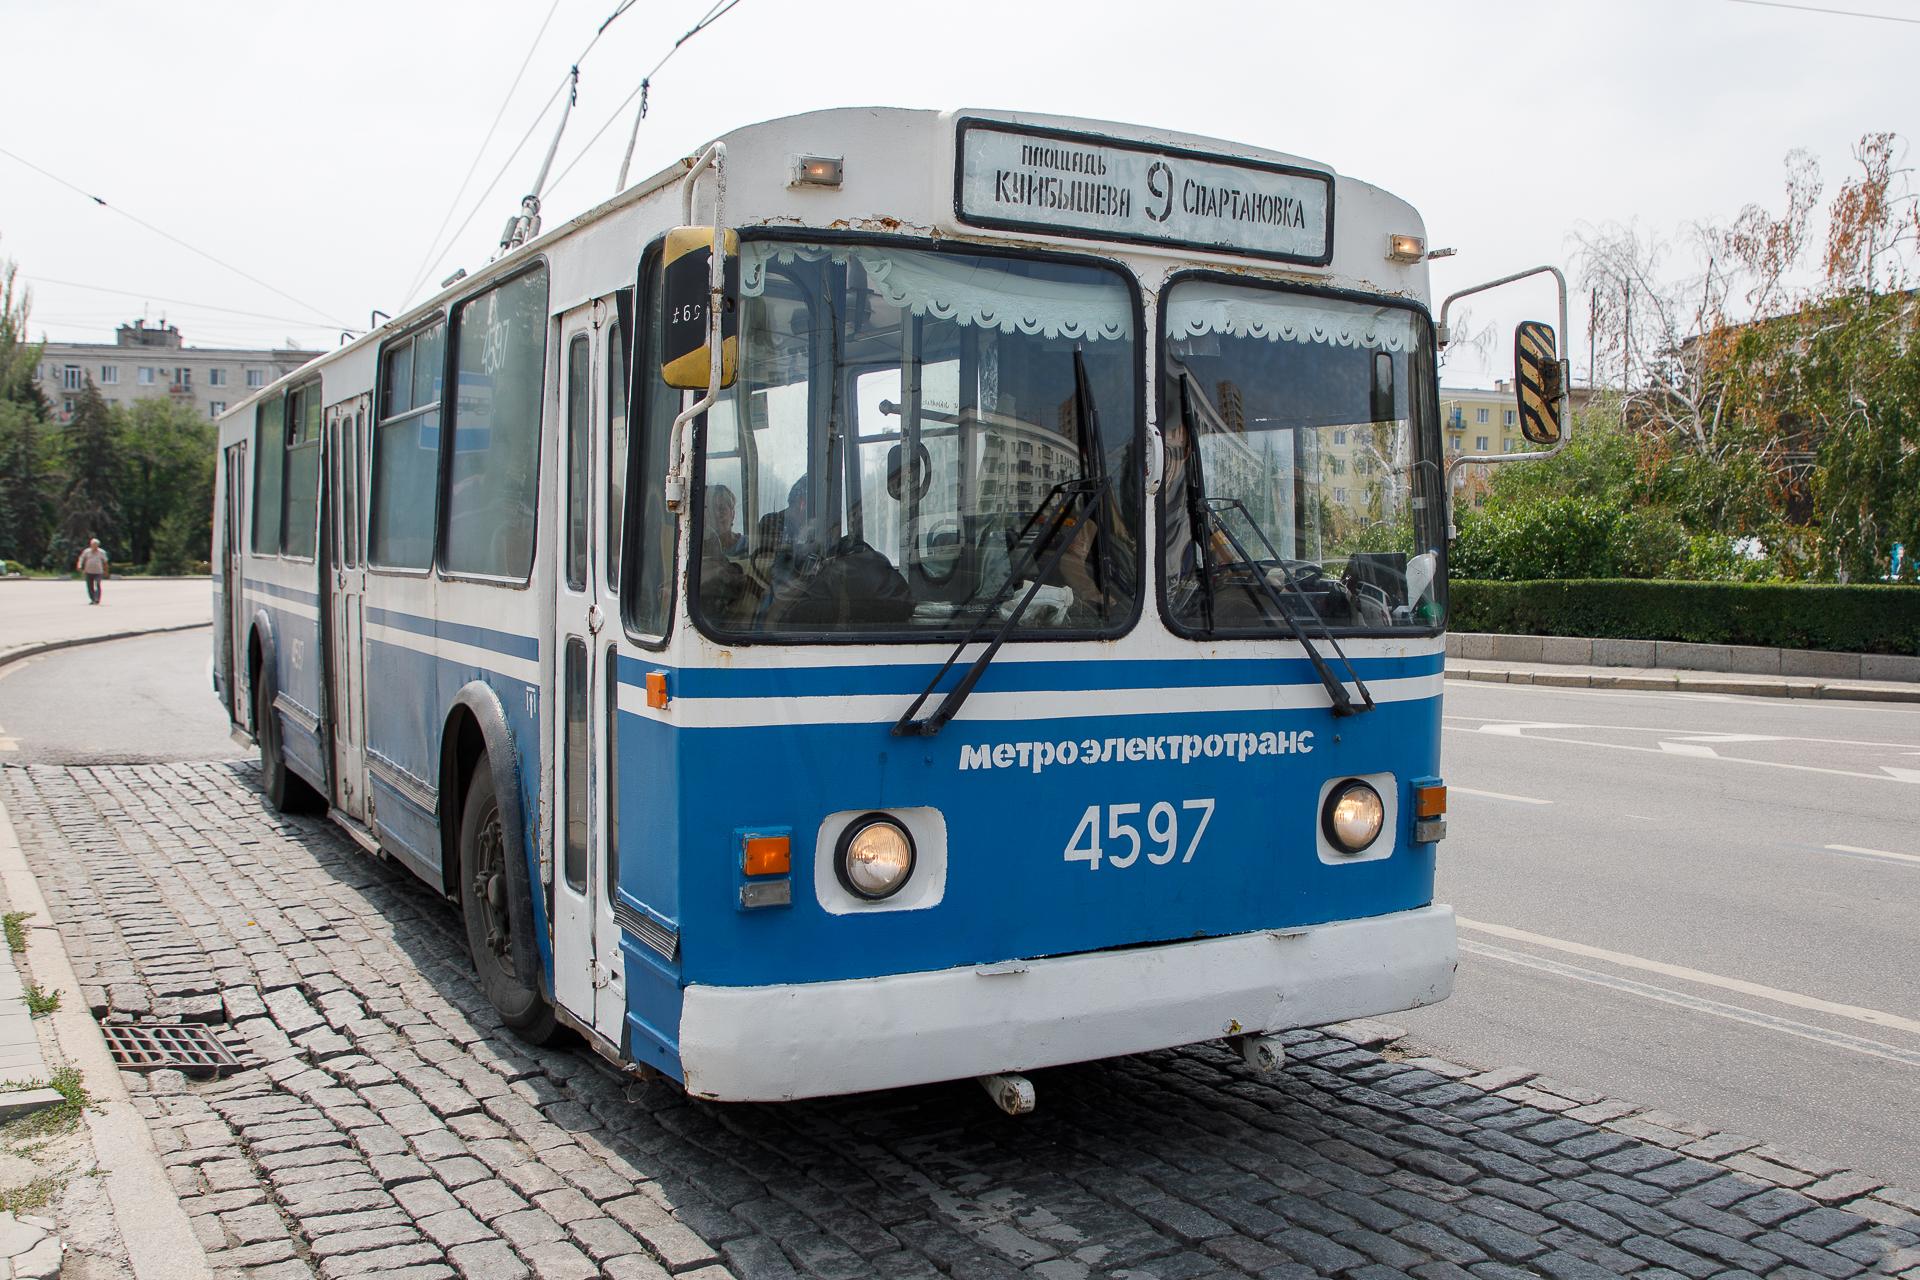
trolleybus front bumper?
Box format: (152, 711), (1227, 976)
(675, 903), (1456, 1101)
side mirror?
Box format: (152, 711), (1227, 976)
(660, 226), (739, 391)
(1513, 320), (1567, 445)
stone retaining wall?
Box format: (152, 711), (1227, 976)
(1448, 632), (1920, 683)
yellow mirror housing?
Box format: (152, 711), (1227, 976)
(660, 226), (739, 391)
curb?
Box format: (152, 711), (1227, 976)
(1327, 1018), (1920, 1232)
(0, 797), (214, 1280)
(0, 621), (212, 674)
(1444, 665), (1920, 704)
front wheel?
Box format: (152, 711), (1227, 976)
(458, 762), (556, 1044)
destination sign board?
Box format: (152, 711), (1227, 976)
(956, 120), (1334, 265)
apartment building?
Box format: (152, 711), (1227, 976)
(34, 319), (320, 422)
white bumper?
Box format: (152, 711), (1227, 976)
(677, 903), (1456, 1101)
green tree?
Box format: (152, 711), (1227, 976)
(0, 402), (54, 568)
(0, 256), (48, 415)
(55, 379), (123, 564)
(119, 398), (215, 569)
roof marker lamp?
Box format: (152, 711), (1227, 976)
(835, 814), (915, 901)
(1387, 234), (1425, 264)
(1322, 780), (1386, 855)
(792, 155), (844, 188)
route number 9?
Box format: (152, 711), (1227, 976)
(1065, 799), (1216, 871)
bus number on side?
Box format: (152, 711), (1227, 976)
(1064, 799), (1216, 870)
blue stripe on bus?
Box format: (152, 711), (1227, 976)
(243, 577), (320, 606)
(366, 608), (541, 662)
(614, 650), (1444, 698)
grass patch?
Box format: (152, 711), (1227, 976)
(1, 912), (29, 954)
(0, 1174), (60, 1214)
(0, 1067), (93, 1143)
(23, 985), (58, 1018)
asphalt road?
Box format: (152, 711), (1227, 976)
(0, 627), (239, 765)
(5, 631), (1916, 1196)
(1407, 679), (1920, 1191)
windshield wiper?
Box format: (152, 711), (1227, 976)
(1177, 369), (1375, 718)
(893, 350), (1111, 737)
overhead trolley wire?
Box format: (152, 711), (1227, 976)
(1724, 0), (1920, 22)
(403, 0), (662, 307)
(0, 143), (347, 329)
(24, 274), (350, 331)
(401, 0), (567, 307)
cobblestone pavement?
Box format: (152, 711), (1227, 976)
(3, 761), (1917, 1280)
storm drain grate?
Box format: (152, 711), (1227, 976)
(99, 1021), (242, 1077)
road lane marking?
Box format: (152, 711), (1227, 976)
(1824, 843), (1920, 867)
(1672, 733), (1787, 744)
(1443, 725), (1920, 787)
(1455, 916), (1920, 1039)
(1883, 767), (1920, 784)
(1450, 787), (1553, 805)
(1459, 939), (1920, 1068)
(1445, 715), (1920, 751)
(1658, 741), (1719, 757)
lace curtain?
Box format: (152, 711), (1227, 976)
(1165, 282), (1415, 353)
(740, 243), (1132, 342)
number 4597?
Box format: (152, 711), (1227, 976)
(1064, 799), (1216, 870)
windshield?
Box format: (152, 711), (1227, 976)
(1161, 278), (1444, 635)
(691, 239), (1140, 641)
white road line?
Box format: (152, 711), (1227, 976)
(1455, 916), (1920, 1039)
(1824, 843), (1920, 867)
(1658, 741), (1718, 758)
(1442, 725), (1920, 787)
(1445, 714), (1920, 751)
(1459, 939), (1920, 1069)
(1883, 767), (1920, 784)
(1450, 787), (1553, 805)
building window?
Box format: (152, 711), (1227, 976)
(1333, 487), (1348, 503)
(1332, 430), (1346, 445)
(175, 367), (193, 389)
(1504, 409), (1516, 427)
(209, 400), (226, 418)
(209, 367), (228, 387)
(138, 367), (155, 386)
(61, 365), (83, 391)
(61, 398), (73, 415)
(100, 365), (119, 385)
(1475, 407), (1489, 424)
(246, 369), (266, 388)
(1475, 435), (1490, 451)
(1449, 435), (1462, 452)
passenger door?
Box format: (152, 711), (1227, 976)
(221, 442), (248, 726)
(324, 393), (371, 820)
(550, 304), (626, 1044)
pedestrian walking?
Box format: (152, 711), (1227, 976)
(75, 538), (109, 605)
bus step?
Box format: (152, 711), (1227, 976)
(978, 1072), (1035, 1115)
(1232, 1033), (1287, 1073)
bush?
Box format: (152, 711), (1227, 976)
(1450, 497), (1687, 581)
(1450, 579), (1920, 654)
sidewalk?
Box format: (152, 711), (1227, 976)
(1448, 656), (1920, 703)
(0, 579), (211, 667)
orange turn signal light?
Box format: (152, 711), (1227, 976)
(743, 834), (790, 877)
(1414, 784), (1448, 819)
(645, 670), (668, 709)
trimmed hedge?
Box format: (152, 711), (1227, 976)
(1450, 579), (1920, 655)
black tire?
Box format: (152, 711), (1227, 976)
(458, 762), (556, 1044)
(254, 674), (318, 813)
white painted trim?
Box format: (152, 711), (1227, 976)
(677, 904), (1456, 1101)
(618, 673), (1443, 728)
(364, 622), (541, 686)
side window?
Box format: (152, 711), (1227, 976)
(565, 334), (590, 591)
(251, 393), (286, 554)
(606, 318), (628, 595)
(369, 321), (445, 569)
(444, 266), (550, 580)
(283, 383), (322, 559)
(629, 259), (677, 638)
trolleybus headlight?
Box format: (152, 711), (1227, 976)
(835, 814), (916, 901)
(1323, 780), (1386, 854)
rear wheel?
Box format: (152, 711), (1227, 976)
(459, 762), (555, 1044)
(254, 674), (317, 813)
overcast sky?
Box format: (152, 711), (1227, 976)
(2, 0), (1914, 385)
